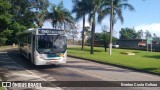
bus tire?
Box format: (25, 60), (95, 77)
(29, 54), (35, 65)
(19, 49), (23, 57)
(29, 54), (31, 61)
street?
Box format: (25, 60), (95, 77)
(0, 48), (160, 90)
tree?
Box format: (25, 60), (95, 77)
(0, 0), (12, 46)
(119, 28), (143, 40)
(94, 31), (117, 52)
(67, 24), (79, 43)
(0, 0), (50, 45)
(101, 25), (110, 48)
(72, 0), (92, 50)
(88, 0), (102, 54)
(8, 22), (26, 44)
(145, 30), (152, 38)
(102, 31), (117, 52)
(47, 1), (74, 30)
(136, 30), (143, 39)
(9, 0), (36, 28)
(120, 28), (135, 39)
(34, 0), (49, 28)
(152, 33), (160, 44)
(7, 0), (50, 44)
(153, 33), (157, 38)
(80, 26), (91, 45)
(99, 0), (134, 55)
(72, 0), (102, 53)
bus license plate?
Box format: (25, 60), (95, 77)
(46, 61), (54, 64)
(50, 61), (54, 64)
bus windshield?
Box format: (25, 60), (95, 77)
(36, 35), (67, 54)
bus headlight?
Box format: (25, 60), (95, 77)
(36, 55), (43, 59)
(59, 53), (64, 57)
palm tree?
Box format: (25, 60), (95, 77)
(35, 10), (48, 28)
(47, 1), (74, 29)
(83, 26), (91, 45)
(34, 0), (49, 28)
(98, 0), (134, 55)
(87, 0), (102, 54)
(72, 0), (91, 50)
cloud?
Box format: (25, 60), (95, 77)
(135, 23), (160, 36)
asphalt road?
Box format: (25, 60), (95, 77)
(0, 48), (160, 90)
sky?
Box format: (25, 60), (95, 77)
(43, 0), (160, 38)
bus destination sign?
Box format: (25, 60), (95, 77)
(38, 29), (64, 34)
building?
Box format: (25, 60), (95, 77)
(117, 39), (160, 51)
(117, 39), (146, 48)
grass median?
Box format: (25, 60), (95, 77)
(68, 46), (160, 75)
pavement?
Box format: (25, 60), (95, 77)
(0, 51), (62, 90)
(0, 48), (160, 90)
(65, 57), (160, 81)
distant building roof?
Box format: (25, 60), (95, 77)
(117, 39), (146, 41)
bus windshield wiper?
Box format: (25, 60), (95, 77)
(53, 34), (60, 42)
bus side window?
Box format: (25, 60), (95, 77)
(20, 42), (24, 47)
(32, 35), (35, 50)
(29, 35), (31, 44)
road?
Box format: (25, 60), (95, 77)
(0, 48), (160, 90)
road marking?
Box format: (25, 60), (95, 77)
(3, 66), (24, 69)
(6, 53), (48, 81)
(0, 52), (7, 54)
(2, 53), (63, 90)
(0, 61), (16, 64)
(11, 73), (44, 78)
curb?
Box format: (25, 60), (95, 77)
(68, 55), (160, 76)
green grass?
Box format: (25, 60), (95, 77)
(68, 46), (160, 74)
(0, 78), (4, 90)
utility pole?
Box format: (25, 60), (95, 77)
(109, 0), (113, 55)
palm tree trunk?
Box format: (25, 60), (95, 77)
(81, 14), (85, 50)
(90, 13), (96, 54)
(109, 0), (113, 55)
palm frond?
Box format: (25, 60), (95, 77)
(97, 8), (110, 24)
(119, 3), (135, 11)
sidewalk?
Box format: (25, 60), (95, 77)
(0, 46), (18, 51)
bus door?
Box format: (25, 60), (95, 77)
(31, 35), (35, 63)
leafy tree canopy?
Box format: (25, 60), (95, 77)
(0, 0), (49, 46)
(119, 28), (143, 40)
(0, 0), (12, 46)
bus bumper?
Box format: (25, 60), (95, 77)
(34, 57), (66, 65)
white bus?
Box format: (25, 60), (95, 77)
(19, 28), (67, 65)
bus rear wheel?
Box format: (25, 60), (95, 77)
(29, 54), (31, 61)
